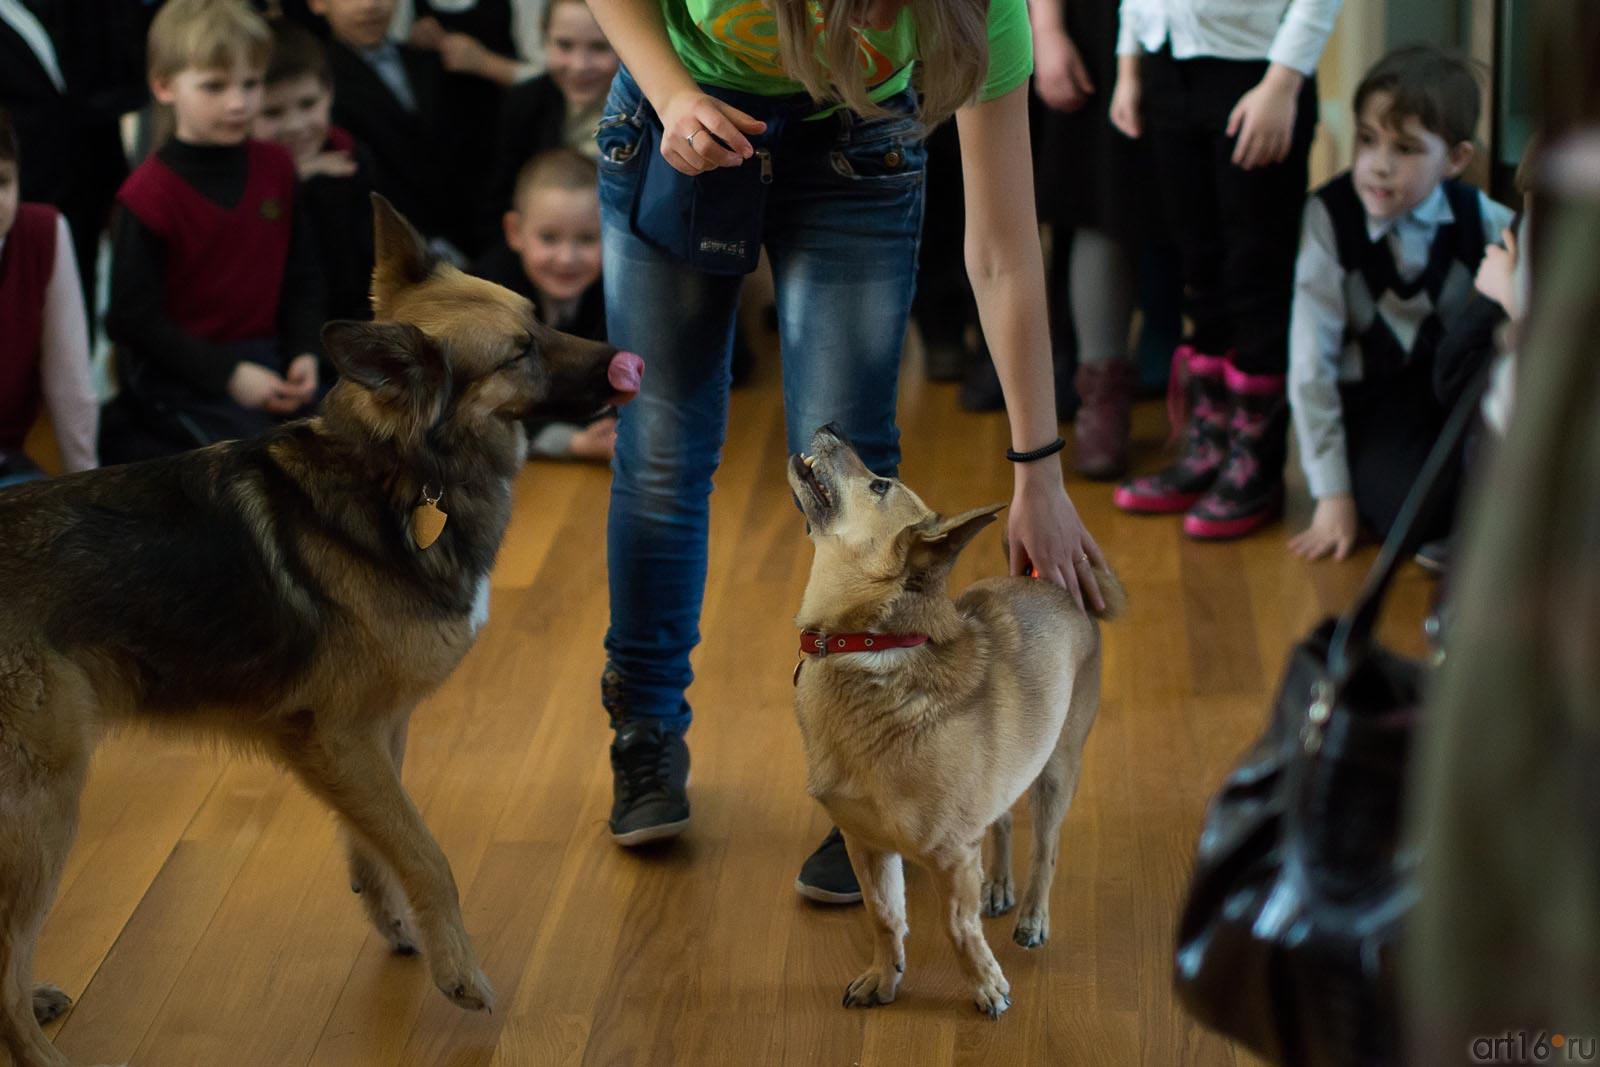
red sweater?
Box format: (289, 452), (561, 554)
(0, 202), (58, 454)
(115, 140), (297, 344)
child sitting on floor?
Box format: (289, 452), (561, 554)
(0, 108), (97, 484)
(1286, 45), (1513, 561)
(474, 148), (614, 462)
(254, 17), (375, 324)
(102, 0), (323, 463)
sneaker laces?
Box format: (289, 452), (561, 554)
(612, 726), (675, 804)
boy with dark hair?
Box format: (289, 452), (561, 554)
(255, 17), (375, 322)
(0, 108), (98, 483)
(103, 0), (324, 463)
(1286, 44), (1514, 560)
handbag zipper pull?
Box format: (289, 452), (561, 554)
(758, 149), (773, 184)
(1302, 679), (1334, 754)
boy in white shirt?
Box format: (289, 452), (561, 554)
(1286, 45), (1512, 561)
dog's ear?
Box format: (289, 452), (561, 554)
(322, 320), (442, 405)
(369, 193), (432, 314)
(909, 503), (1006, 574)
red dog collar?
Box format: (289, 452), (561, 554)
(794, 629), (931, 686)
(799, 630), (930, 657)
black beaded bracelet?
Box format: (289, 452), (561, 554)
(1005, 437), (1066, 463)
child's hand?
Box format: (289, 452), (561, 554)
(438, 32), (491, 77)
(1227, 64), (1302, 170)
(409, 16), (445, 50)
(228, 361), (299, 414)
(285, 354), (320, 409)
(1475, 227), (1520, 318)
(567, 416), (618, 463)
(1034, 28), (1095, 113)
(1109, 54), (1142, 139)
(297, 149), (357, 180)
(1288, 494), (1359, 561)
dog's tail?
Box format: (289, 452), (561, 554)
(999, 534), (1128, 621)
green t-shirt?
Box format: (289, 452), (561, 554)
(663, 0), (1034, 105)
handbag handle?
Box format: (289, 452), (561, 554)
(1328, 370), (1490, 680)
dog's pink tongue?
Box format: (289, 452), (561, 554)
(608, 351), (644, 403)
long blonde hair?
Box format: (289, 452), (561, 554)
(772, 0), (991, 129)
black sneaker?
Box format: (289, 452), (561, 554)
(795, 827), (862, 904)
(608, 720), (690, 847)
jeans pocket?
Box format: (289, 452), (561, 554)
(829, 93), (926, 183)
(829, 129), (926, 182)
(597, 71), (649, 173)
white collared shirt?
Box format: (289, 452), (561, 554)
(1288, 180), (1513, 498)
(1116, 0), (1343, 76)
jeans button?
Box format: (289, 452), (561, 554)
(884, 149), (903, 168)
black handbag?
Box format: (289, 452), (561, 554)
(1173, 378), (1486, 1065)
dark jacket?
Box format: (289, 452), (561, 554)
(480, 74), (569, 241)
(324, 37), (464, 247)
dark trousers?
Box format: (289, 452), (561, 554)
(1342, 360), (1456, 542)
(1141, 50), (1317, 375)
(100, 338), (295, 465)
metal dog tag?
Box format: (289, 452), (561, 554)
(412, 492), (448, 550)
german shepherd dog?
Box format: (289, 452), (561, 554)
(0, 197), (641, 1067)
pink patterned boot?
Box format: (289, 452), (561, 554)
(1113, 346), (1231, 514)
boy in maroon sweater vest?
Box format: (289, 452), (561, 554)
(0, 109), (98, 485)
(103, 0), (324, 464)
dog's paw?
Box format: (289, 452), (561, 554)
(841, 967), (899, 1009)
(1012, 909), (1050, 948)
(981, 876), (1016, 917)
(972, 974), (1012, 1020)
(437, 966), (496, 1013)
(32, 984), (72, 1025)
(383, 914), (421, 957)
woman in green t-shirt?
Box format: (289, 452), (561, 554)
(589, 0), (1107, 898)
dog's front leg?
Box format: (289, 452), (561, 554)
(930, 844), (1010, 1019)
(283, 721), (493, 1013)
(345, 716), (421, 956)
(838, 834), (907, 1008)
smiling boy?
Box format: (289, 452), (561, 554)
(1286, 44), (1513, 561)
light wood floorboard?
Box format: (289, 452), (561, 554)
(34, 348), (1432, 1066)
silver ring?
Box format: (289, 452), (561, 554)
(686, 130), (700, 149)
(1077, 553), (1090, 565)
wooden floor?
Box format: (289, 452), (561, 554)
(34, 346), (1435, 1067)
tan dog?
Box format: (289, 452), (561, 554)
(787, 425), (1124, 1018)
(0, 197), (640, 1067)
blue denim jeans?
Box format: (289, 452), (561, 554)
(596, 67), (927, 733)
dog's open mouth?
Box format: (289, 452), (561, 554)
(791, 452), (832, 512)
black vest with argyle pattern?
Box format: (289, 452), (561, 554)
(1316, 172), (1487, 383)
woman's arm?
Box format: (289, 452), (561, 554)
(955, 83), (1106, 610)
(583, 0), (764, 173)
